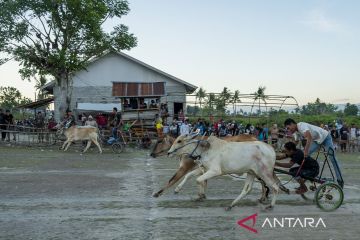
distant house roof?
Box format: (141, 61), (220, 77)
(15, 97), (54, 109)
(41, 81), (55, 94)
(43, 51), (198, 94)
(108, 51), (197, 94)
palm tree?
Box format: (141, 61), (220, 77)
(220, 87), (232, 105)
(196, 87), (206, 116)
(251, 86), (268, 115)
(206, 93), (216, 111)
(231, 90), (240, 115)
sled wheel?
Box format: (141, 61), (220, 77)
(112, 143), (124, 154)
(315, 182), (343, 211)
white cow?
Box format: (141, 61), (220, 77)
(168, 135), (279, 210)
(56, 125), (102, 153)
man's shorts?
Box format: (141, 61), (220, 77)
(289, 167), (319, 179)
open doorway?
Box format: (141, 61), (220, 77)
(173, 102), (183, 119)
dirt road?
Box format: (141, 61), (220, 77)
(0, 144), (359, 239)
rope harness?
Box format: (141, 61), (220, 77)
(168, 139), (208, 162)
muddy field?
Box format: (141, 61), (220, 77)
(0, 143), (360, 240)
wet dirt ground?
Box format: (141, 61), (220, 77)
(0, 143), (360, 240)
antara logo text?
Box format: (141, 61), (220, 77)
(237, 213), (326, 234)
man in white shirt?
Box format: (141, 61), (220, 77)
(349, 124), (357, 152)
(180, 120), (190, 136)
(284, 118), (343, 187)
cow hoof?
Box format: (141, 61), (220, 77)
(279, 185), (290, 194)
(193, 197), (204, 202)
(225, 206), (233, 211)
(194, 194), (206, 202)
(174, 191), (179, 195)
(265, 205), (274, 210)
(258, 198), (267, 204)
(153, 193), (160, 198)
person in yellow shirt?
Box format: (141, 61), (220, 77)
(155, 114), (163, 138)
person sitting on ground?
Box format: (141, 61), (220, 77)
(275, 141), (319, 194)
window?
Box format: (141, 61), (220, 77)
(112, 82), (165, 97)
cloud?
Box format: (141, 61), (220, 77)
(301, 9), (341, 32)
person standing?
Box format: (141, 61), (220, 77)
(63, 109), (76, 128)
(180, 120), (190, 136)
(339, 124), (349, 153)
(349, 124), (357, 152)
(34, 111), (45, 143)
(0, 109), (7, 141)
(5, 110), (16, 141)
(154, 114), (163, 138)
(108, 107), (122, 139)
(284, 118), (344, 187)
(270, 123), (279, 148)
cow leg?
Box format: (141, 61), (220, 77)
(226, 174), (255, 211)
(91, 137), (103, 154)
(82, 140), (92, 153)
(61, 140), (68, 150)
(259, 174), (279, 209)
(196, 169), (220, 183)
(258, 178), (269, 203)
(153, 165), (194, 198)
(64, 141), (72, 151)
(196, 178), (207, 201)
(174, 167), (203, 194)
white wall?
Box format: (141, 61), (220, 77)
(72, 52), (183, 89)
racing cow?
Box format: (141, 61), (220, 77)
(167, 135), (279, 210)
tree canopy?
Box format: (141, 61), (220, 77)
(0, 0), (137, 118)
(0, 86), (31, 110)
(344, 103), (359, 116)
(300, 98), (337, 115)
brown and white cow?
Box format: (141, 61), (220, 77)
(56, 125), (102, 153)
(151, 134), (263, 198)
(168, 135), (279, 210)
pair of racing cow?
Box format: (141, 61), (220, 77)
(151, 134), (283, 210)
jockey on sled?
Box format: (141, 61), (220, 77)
(276, 141), (319, 194)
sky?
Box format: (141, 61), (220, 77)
(1, 0), (359, 106)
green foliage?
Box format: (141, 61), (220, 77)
(300, 98), (337, 115)
(195, 87), (206, 108)
(34, 75), (50, 100)
(344, 103), (359, 116)
(0, 0), (137, 116)
(0, 86), (32, 110)
(187, 105), (200, 116)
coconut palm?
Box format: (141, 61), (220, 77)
(250, 86), (268, 116)
(231, 90), (240, 115)
(206, 93), (216, 111)
(196, 87), (206, 116)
